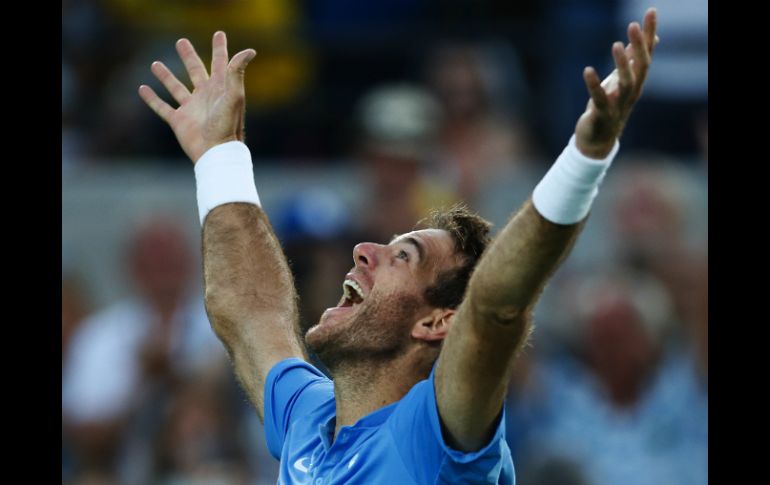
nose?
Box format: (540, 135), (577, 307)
(353, 242), (381, 270)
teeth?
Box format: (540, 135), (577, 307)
(343, 279), (365, 301)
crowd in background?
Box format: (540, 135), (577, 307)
(62, 0), (707, 483)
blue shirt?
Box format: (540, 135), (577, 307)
(265, 358), (515, 484)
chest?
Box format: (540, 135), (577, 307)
(278, 427), (417, 485)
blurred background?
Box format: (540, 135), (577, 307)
(62, 0), (707, 483)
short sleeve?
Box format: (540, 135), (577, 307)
(387, 367), (514, 484)
(263, 358), (334, 459)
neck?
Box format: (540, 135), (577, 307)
(330, 350), (432, 440)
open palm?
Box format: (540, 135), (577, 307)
(138, 32), (256, 163)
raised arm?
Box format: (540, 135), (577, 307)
(435, 9), (659, 451)
(138, 32), (305, 420)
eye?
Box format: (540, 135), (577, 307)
(396, 249), (410, 262)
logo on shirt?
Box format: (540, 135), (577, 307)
(348, 453), (359, 470)
(293, 457), (310, 473)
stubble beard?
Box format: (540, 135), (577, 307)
(305, 290), (424, 376)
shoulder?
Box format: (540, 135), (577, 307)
(388, 370), (515, 484)
(267, 358), (333, 390)
(264, 358), (335, 459)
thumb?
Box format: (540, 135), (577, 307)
(227, 49), (257, 90)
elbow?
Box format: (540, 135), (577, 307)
(203, 285), (225, 316)
(464, 296), (535, 353)
(489, 304), (528, 325)
(203, 283), (298, 329)
(473, 301), (531, 327)
(466, 284), (534, 327)
(203, 285), (238, 332)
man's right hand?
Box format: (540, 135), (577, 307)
(138, 31), (256, 164)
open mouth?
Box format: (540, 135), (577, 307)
(339, 279), (366, 308)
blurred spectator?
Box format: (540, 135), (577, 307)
(506, 267), (707, 485)
(684, 259), (707, 379)
(272, 189), (357, 334)
(426, 41), (538, 204)
(151, 377), (249, 484)
(609, 160), (708, 378)
(570, 269), (675, 406)
(62, 272), (92, 483)
(62, 274), (90, 364)
(353, 83), (457, 242)
(63, 0), (134, 163)
(239, 406), (282, 485)
(62, 219), (227, 479)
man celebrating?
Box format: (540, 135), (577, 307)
(139, 9), (658, 484)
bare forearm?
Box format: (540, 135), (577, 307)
(434, 8), (659, 453)
(466, 199), (585, 329)
(202, 202), (306, 416)
(436, 199), (584, 450)
(203, 203), (300, 335)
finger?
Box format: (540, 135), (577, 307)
(628, 22), (649, 63)
(150, 61), (191, 105)
(211, 31), (228, 80)
(175, 38), (209, 88)
(226, 48), (257, 93)
(138, 85), (175, 123)
(628, 22), (650, 87)
(583, 67), (609, 111)
(228, 48), (257, 74)
(612, 41), (633, 98)
(625, 41), (635, 60)
(643, 8), (658, 53)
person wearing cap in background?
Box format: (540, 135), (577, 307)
(139, 9), (659, 483)
(354, 83), (456, 243)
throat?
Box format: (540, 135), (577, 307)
(330, 358), (424, 439)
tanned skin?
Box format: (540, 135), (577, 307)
(202, 203), (306, 418)
(140, 9), (659, 450)
(436, 202), (586, 450)
(436, 10), (660, 451)
(139, 33), (305, 420)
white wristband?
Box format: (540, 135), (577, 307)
(194, 141), (261, 225)
(532, 135), (620, 225)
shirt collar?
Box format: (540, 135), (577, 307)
(318, 400), (399, 450)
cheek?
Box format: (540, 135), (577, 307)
(365, 289), (427, 327)
(376, 269), (427, 298)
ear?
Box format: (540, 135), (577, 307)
(411, 308), (455, 342)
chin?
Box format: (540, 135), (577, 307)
(304, 305), (355, 354)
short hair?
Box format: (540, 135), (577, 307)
(418, 204), (492, 309)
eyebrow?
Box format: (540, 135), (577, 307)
(403, 236), (425, 263)
(389, 234), (426, 264)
